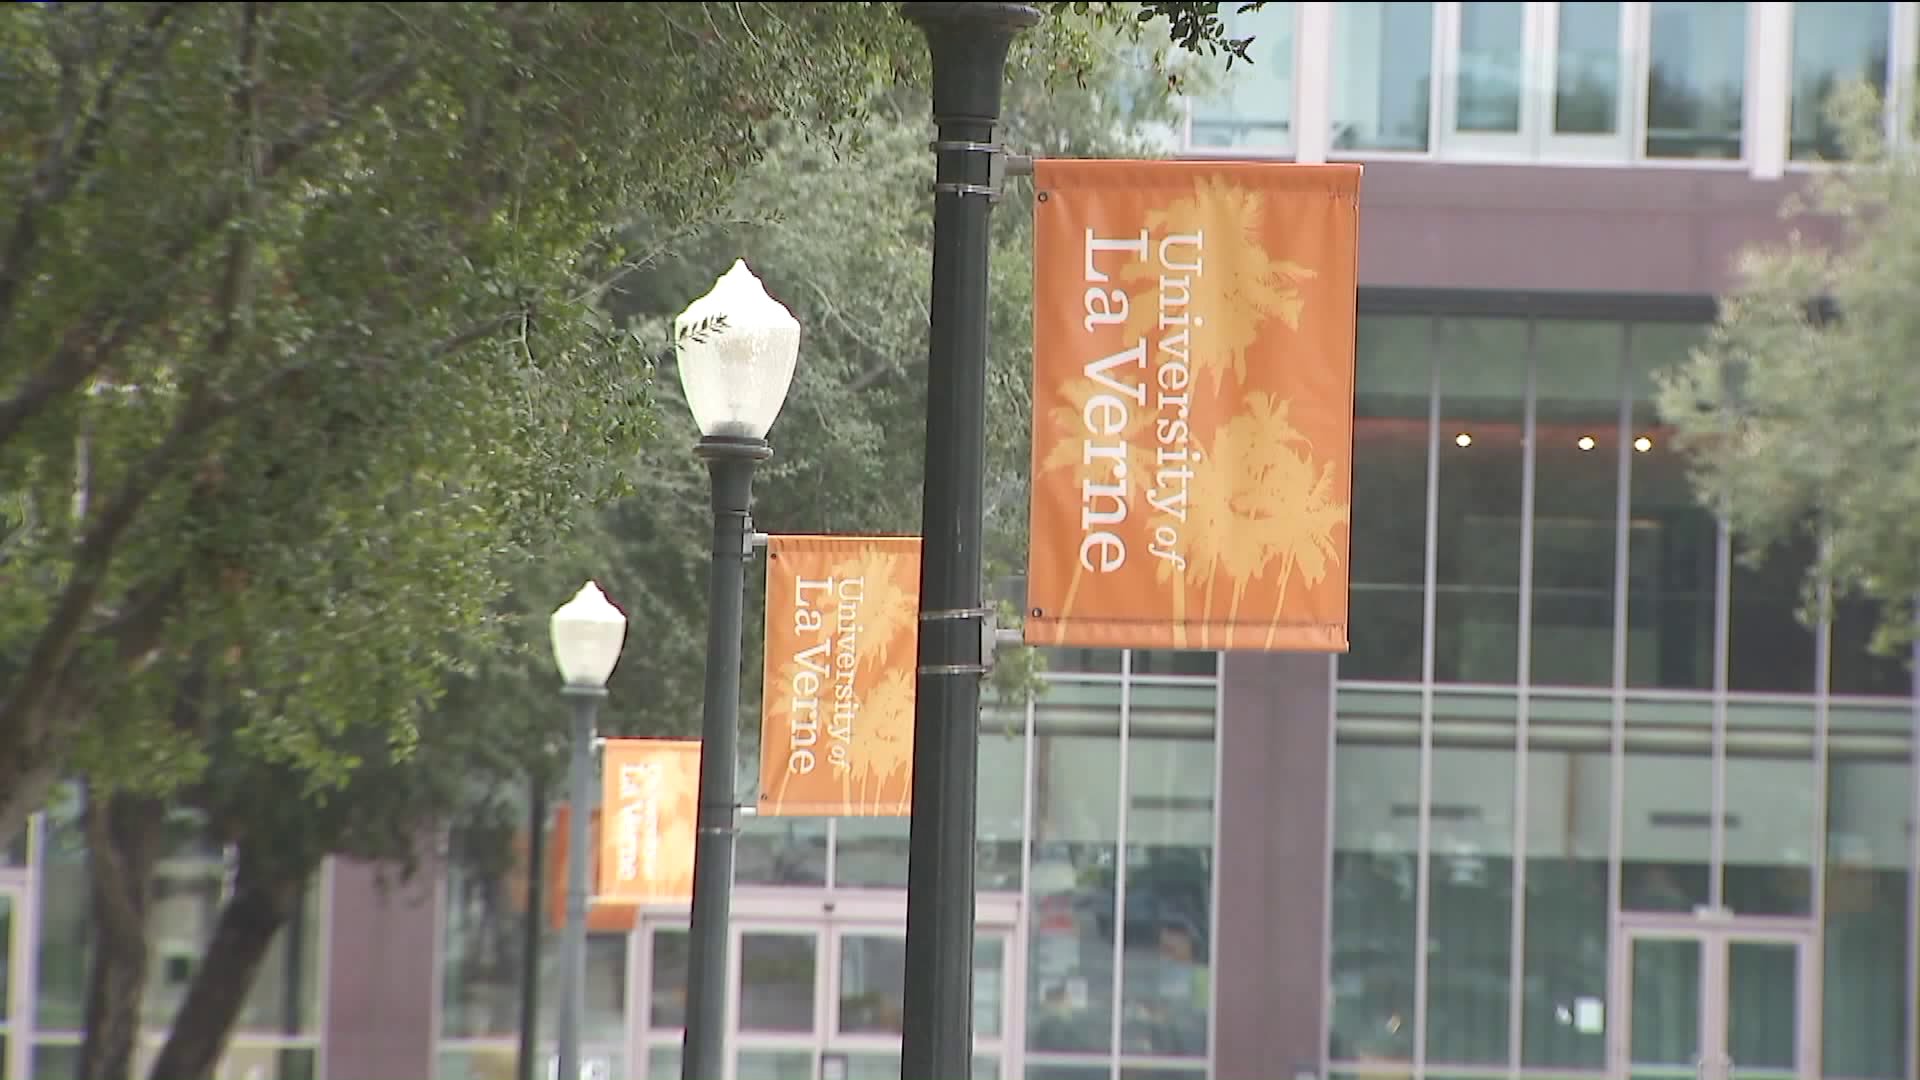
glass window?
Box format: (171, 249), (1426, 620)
(1823, 736), (1911, 1078)
(1645, 2), (1749, 159)
(648, 927), (688, 1030)
(739, 931), (816, 1032)
(1118, 688), (1215, 1059)
(1433, 317), (1527, 684)
(1531, 320), (1626, 687)
(1555, 2), (1626, 136)
(1028, 683), (1121, 1056)
(441, 817), (623, 1044)
(1425, 711), (1516, 1066)
(835, 818), (909, 890)
(1620, 697), (1713, 913)
(1328, 691), (1418, 1064)
(1830, 595), (1910, 697)
(1332, 3), (1435, 151)
(1127, 650), (1216, 677)
(1790, 2), (1891, 160)
(1189, 3), (1296, 151)
(35, 793), (325, 1037)
(1521, 718), (1610, 1069)
(1456, 2), (1526, 134)
(1727, 535), (1818, 694)
(979, 707), (1028, 893)
(1722, 709), (1817, 917)
(1345, 315), (1431, 682)
(735, 815), (826, 887)
(1625, 323), (1716, 691)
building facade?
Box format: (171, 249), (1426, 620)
(1, 3), (1916, 1080)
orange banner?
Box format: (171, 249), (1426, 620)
(759, 535), (920, 817)
(598, 738), (700, 905)
(544, 805), (638, 932)
(1025, 159), (1361, 652)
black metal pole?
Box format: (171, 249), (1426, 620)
(681, 434), (770, 1080)
(899, 6), (1039, 1080)
(517, 769), (547, 1080)
(556, 689), (600, 1080)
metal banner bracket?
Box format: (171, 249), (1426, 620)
(928, 140), (1032, 203)
(918, 605), (997, 676)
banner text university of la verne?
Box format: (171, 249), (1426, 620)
(1078, 226), (1204, 576)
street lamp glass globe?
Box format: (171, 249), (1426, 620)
(549, 581), (627, 689)
(673, 259), (800, 440)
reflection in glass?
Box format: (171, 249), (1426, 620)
(839, 934), (907, 1034)
(1328, 728), (1418, 1063)
(979, 713), (1027, 892)
(1190, 3), (1296, 150)
(737, 1049), (814, 1080)
(734, 815), (826, 887)
(1789, 2), (1890, 161)
(1556, 3), (1623, 135)
(1028, 684), (1121, 1055)
(1830, 595), (1910, 696)
(835, 818), (910, 890)
(1331, 3), (1434, 151)
(1723, 718), (1817, 917)
(1433, 317), (1526, 684)
(35, 793), (324, 1038)
(1532, 320), (1624, 686)
(1626, 323), (1715, 690)
(1728, 535), (1817, 694)
(1645, 2), (1748, 159)
(1456, 3), (1524, 133)
(1120, 725), (1215, 1058)
(648, 928), (688, 1029)
(646, 1044), (680, 1080)
(1425, 736), (1515, 1065)
(1726, 941), (1800, 1073)
(1824, 750), (1912, 1078)
(1522, 736), (1609, 1069)
(1622, 698), (1713, 913)
(1346, 315), (1431, 681)
(738, 932), (816, 1033)
(1628, 937), (1702, 1068)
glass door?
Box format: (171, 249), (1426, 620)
(822, 927), (1011, 1080)
(1617, 923), (1813, 1080)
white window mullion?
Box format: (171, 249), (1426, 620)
(1750, 0), (1793, 178)
(1295, 1), (1335, 162)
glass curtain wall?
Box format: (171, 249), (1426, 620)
(1330, 307), (1916, 1080)
(432, 653), (1221, 1080)
(30, 787), (327, 1080)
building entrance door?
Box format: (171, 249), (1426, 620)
(631, 893), (1019, 1080)
(1614, 919), (1815, 1080)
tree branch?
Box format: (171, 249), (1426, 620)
(0, 3), (194, 335)
(0, 51), (421, 453)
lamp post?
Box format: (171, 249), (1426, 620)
(675, 259), (801, 1080)
(549, 581), (628, 1080)
(899, 6), (1040, 1080)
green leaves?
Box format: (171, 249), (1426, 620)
(1657, 79), (1920, 657)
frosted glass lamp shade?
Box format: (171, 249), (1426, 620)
(549, 581), (627, 689)
(673, 259), (800, 440)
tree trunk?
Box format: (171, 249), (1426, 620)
(78, 788), (165, 1080)
(146, 843), (313, 1080)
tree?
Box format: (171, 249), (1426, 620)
(1656, 81), (1920, 658)
(0, 1), (929, 847)
(0, 0), (1278, 859)
(18, 8), (1243, 1077)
